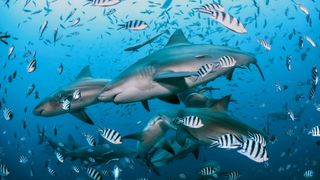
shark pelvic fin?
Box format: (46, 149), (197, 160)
(123, 132), (144, 141)
(166, 29), (190, 47)
(160, 140), (175, 155)
(176, 127), (192, 147)
(158, 95), (180, 104)
(67, 134), (78, 150)
(70, 109), (94, 125)
(210, 95), (232, 111)
(154, 71), (197, 81)
(75, 65), (92, 80)
(192, 147), (200, 159)
(141, 100), (150, 112)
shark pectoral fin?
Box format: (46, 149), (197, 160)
(210, 95), (232, 111)
(141, 100), (150, 112)
(153, 71), (197, 81)
(192, 147), (200, 159)
(158, 95), (180, 104)
(75, 65), (92, 80)
(224, 69), (235, 80)
(70, 109), (94, 125)
(161, 140), (175, 155)
(123, 132), (144, 142)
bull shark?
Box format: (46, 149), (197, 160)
(98, 29), (264, 111)
(39, 132), (134, 166)
(33, 66), (111, 125)
(124, 95), (265, 174)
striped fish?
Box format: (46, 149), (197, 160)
(27, 52), (37, 73)
(248, 132), (267, 146)
(294, 2), (309, 15)
(208, 134), (242, 149)
(298, 36), (304, 49)
(55, 151), (64, 163)
(195, 3), (224, 14)
(257, 39), (271, 51)
(72, 166), (80, 173)
(0, 164), (10, 177)
(199, 166), (218, 178)
(303, 170), (314, 178)
(196, 63), (215, 78)
(3, 108), (13, 121)
(118, 20), (148, 30)
(305, 35), (317, 47)
(47, 166), (56, 176)
(312, 65), (318, 86)
(216, 56), (237, 68)
(62, 99), (71, 110)
(210, 11), (247, 34)
(222, 171), (241, 180)
(237, 138), (269, 163)
(87, 0), (120, 7)
(84, 134), (96, 146)
(99, 128), (122, 144)
(73, 89), (81, 100)
(308, 126), (320, 137)
(286, 56), (292, 71)
(176, 116), (204, 128)
(19, 155), (29, 164)
(309, 85), (316, 100)
(87, 167), (102, 180)
(8, 45), (14, 59)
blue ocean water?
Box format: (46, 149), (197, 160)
(0, 0), (320, 179)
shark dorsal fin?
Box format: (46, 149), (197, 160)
(75, 65), (92, 80)
(210, 95), (232, 111)
(166, 29), (190, 47)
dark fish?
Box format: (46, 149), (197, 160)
(124, 30), (169, 51)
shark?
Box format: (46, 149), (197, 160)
(124, 95), (266, 174)
(39, 132), (135, 166)
(98, 29), (264, 111)
(33, 66), (111, 125)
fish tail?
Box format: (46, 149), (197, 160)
(208, 137), (219, 147)
(190, 75), (199, 82)
(117, 24), (125, 30)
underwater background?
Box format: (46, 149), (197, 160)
(0, 0), (320, 179)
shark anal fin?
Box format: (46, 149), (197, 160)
(210, 95), (232, 111)
(141, 100), (150, 112)
(123, 132), (144, 142)
(154, 71), (197, 81)
(70, 109), (94, 125)
(158, 95), (180, 104)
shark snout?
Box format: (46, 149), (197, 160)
(33, 103), (45, 116)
